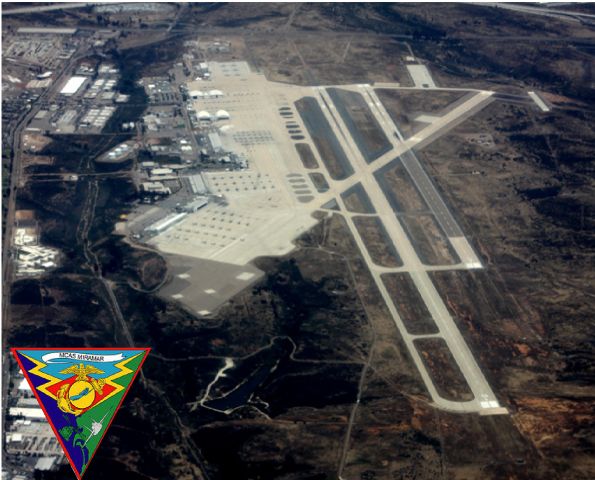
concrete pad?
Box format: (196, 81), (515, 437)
(158, 254), (263, 314)
(479, 407), (509, 416)
(236, 272), (255, 281)
(449, 236), (482, 269)
(414, 114), (440, 123)
(528, 91), (551, 112)
(407, 64), (436, 88)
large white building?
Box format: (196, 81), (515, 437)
(60, 76), (87, 96)
(145, 212), (187, 235)
(208, 132), (223, 152)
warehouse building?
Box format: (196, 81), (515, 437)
(188, 174), (208, 195)
(150, 167), (174, 176)
(17, 27), (77, 34)
(208, 132), (223, 152)
(145, 212), (187, 235)
(181, 197), (208, 213)
(141, 182), (171, 196)
(59, 76), (87, 96)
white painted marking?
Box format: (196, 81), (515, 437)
(236, 272), (255, 281)
(528, 91), (551, 112)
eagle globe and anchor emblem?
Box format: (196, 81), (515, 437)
(57, 364), (107, 415)
(12, 348), (150, 479)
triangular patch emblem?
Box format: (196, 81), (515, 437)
(12, 348), (150, 479)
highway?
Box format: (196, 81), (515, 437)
(2, 49), (86, 338)
(307, 83), (501, 412)
(480, 2), (595, 24)
(2, 3), (97, 15)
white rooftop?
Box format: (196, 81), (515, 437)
(60, 76), (87, 95)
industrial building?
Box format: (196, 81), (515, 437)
(16, 245), (58, 276)
(17, 27), (77, 35)
(145, 212), (188, 235)
(198, 110), (212, 121)
(208, 132), (223, 152)
(8, 408), (45, 420)
(35, 458), (58, 472)
(141, 182), (171, 196)
(96, 141), (135, 163)
(5, 372), (64, 466)
(80, 106), (116, 130)
(59, 76), (87, 96)
(181, 197), (208, 213)
(151, 167), (174, 176)
(188, 174), (209, 195)
(14, 228), (37, 246)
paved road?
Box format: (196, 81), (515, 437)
(1, 47), (90, 444)
(2, 3), (96, 15)
(480, 2), (595, 23)
(309, 84), (500, 412)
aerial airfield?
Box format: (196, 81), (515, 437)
(119, 56), (548, 414)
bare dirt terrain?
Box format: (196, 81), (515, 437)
(376, 89), (469, 137)
(381, 273), (438, 335)
(415, 337), (475, 402)
(353, 216), (402, 268)
(399, 214), (460, 265)
(374, 159), (430, 213)
(295, 96), (354, 180)
(327, 87), (392, 162)
(341, 183), (376, 214)
(308, 172), (329, 193)
(295, 142), (319, 169)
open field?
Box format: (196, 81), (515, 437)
(414, 338), (474, 402)
(381, 273), (438, 335)
(295, 96), (354, 180)
(374, 158), (430, 213)
(353, 216), (402, 268)
(327, 87), (392, 163)
(376, 89), (470, 137)
(418, 96), (595, 475)
(295, 142), (319, 169)
(308, 172), (329, 193)
(399, 214), (460, 265)
(341, 182), (376, 214)
(246, 33), (412, 86)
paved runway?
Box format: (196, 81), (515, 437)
(309, 83), (501, 413)
(399, 150), (463, 237)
